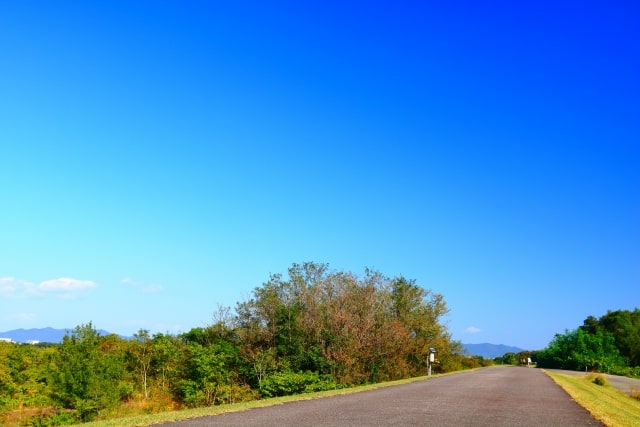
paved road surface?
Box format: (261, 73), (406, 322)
(157, 367), (603, 426)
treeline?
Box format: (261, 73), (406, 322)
(0, 262), (465, 425)
(494, 351), (538, 366)
(537, 309), (640, 375)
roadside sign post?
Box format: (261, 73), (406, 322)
(428, 347), (436, 376)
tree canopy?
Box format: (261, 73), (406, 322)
(537, 309), (640, 375)
(236, 262), (458, 384)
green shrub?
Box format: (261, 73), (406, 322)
(179, 380), (200, 408)
(214, 383), (257, 405)
(26, 410), (79, 426)
(259, 371), (343, 398)
(609, 365), (631, 377)
(592, 374), (608, 386)
(118, 382), (135, 402)
(482, 358), (494, 367)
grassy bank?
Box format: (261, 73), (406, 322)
(545, 370), (640, 427)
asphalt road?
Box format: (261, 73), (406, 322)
(156, 367), (603, 426)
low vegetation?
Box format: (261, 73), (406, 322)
(545, 370), (640, 427)
(592, 374), (609, 387)
(0, 262), (473, 426)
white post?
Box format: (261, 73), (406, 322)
(428, 348), (435, 376)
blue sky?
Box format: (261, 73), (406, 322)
(1, 1), (638, 350)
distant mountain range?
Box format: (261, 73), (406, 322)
(462, 343), (525, 358)
(0, 327), (120, 343)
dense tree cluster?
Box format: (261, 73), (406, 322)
(537, 309), (640, 375)
(0, 263), (464, 425)
(235, 263), (461, 384)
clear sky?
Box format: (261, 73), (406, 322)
(1, 1), (638, 350)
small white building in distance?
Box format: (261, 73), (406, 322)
(26, 340), (40, 345)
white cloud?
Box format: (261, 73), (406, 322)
(465, 326), (481, 334)
(0, 277), (97, 299)
(39, 278), (97, 292)
(39, 278), (97, 300)
(0, 277), (38, 298)
(0, 277), (17, 294)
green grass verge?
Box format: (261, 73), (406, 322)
(545, 370), (640, 427)
(72, 373), (459, 427)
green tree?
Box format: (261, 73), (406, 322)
(151, 333), (188, 399)
(180, 340), (243, 407)
(0, 342), (57, 423)
(538, 328), (624, 372)
(597, 309), (640, 367)
(236, 262), (457, 384)
(129, 329), (154, 399)
(390, 276), (452, 374)
(236, 264), (314, 372)
(498, 352), (518, 365)
(0, 343), (18, 415)
(49, 323), (126, 422)
(580, 315), (601, 334)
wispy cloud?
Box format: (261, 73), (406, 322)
(465, 326), (481, 334)
(121, 278), (166, 294)
(10, 312), (38, 322)
(142, 284), (165, 293)
(0, 277), (98, 299)
(0, 277), (38, 298)
(40, 278), (97, 292)
(0, 277), (17, 294)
